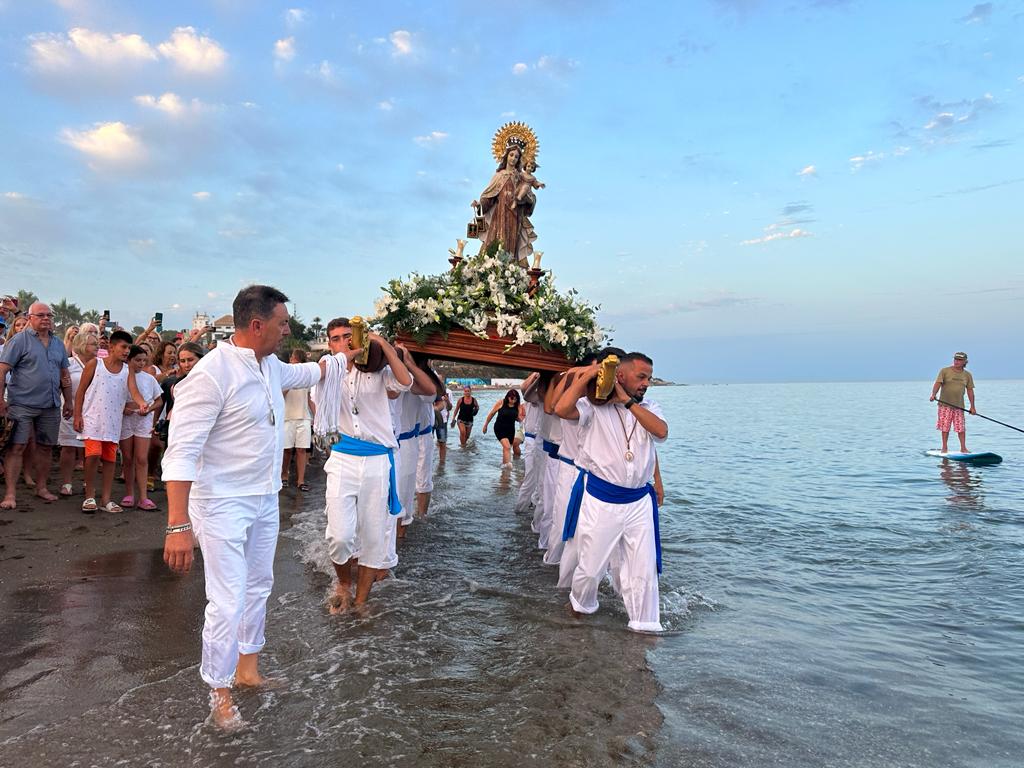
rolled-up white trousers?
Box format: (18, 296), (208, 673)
(515, 436), (540, 512)
(324, 451), (398, 570)
(397, 436), (419, 527)
(416, 432), (434, 494)
(189, 492), (280, 689)
(533, 453), (561, 550)
(568, 490), (663, 633)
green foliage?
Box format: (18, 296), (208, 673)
(371, 248), (608, 361)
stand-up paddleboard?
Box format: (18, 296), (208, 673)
(925, 449), (1002, 465)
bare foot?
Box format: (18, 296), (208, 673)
(374, 569), (391, 583)
(0, 497), (16, 510)
(35, 490), (58, 502)
(209, 689), (246, 732)
(327, 586), (352, 615)
(565, 601), (583, 620)
(235, 671), (285, 689)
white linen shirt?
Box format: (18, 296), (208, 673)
(162, 340), (320, 498)
(559, 415), (582, 461)
(574, 397), (666, 489)
(339, 362), (411, 449)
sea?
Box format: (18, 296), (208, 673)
(2, 381), (1021, 767)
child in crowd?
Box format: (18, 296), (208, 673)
(119, 345), (162, 510)
(282, 348), (315, 491)
(74, 330), (145, 513)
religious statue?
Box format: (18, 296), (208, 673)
(469, 122), (542, 267)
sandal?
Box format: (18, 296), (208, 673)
(121, 495), (136, 508)
(60, 483), (74, 496)
(82, 497), (98, 513)
(138, 499), (159, 511)
(299, 483), (310, 492)
(281, 479), (289, 488)
(103, 501), (124, 514)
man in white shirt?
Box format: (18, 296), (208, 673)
(514, 372), (543, 513)
(555, 352), (669, 633)
(315, 319), (430, 613)
(161, 285), (326, 729)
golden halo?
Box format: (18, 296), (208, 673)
(491, 121), (539, 166)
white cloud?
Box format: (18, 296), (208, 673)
(192, 191), (210, 200)
(285, 8), (307, 27)
(135, 92), (207, 118)
(130, 238), (155, 248)
(61, 121), (145, 169)
(336, 163), (345, 172)
(512, 62), (528, 75)
(309, 60), (335, 84)
(28, 27), (157, 71)
(274, 37), (295, 62)
(206, 291), (219, 299)
(378, 98), (395, 111)
(4, 191), (25, 199)
(741, 227), (811, 246)
(536, 54), (579, 77)
(414, 131), (448, 147)
(390, 30), (412, 56)
(158, 26), (227, 74)
(797, 164), (817, 177)
(170, 303), (182, 309)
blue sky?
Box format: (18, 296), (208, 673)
(2, 0), (1022, 382)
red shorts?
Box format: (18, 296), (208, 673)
(84, 439), (118, 462)
(936, 405), (965, 433)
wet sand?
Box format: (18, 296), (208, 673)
(0, 450), (664, 767)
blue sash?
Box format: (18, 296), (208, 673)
(557, 454), (575, 467)
(542, 440), (560, 459)
(331, 434), (402, 516)
(417, 424), (433, 437)
(525, 431), (537, 439)
(562, 472), (661, 574)
(398, 423), (420, 442)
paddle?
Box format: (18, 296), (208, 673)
(936, 399), (1024, 435)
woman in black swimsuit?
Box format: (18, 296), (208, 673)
(483, 389), (525, 466)
(449, 386), (479, 447)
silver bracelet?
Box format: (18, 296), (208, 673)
(165, 523), (193, 535)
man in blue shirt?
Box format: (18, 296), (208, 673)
(0, 302), (72, 508)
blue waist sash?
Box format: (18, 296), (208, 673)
(525, 431), (537, 439)
(542, 440), (560, 459)
(562, 472), (661, 574)
(417, 424), (433, 436)
(557, 454), (576, 467)
(398, 423), (420, 442)
(331, 434), (402, 516)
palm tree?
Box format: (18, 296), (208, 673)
(81, 309), (101, 324)
(51, 298), (83, 333)
(310, 316), (324, 340)
(16, 289), (38, 313)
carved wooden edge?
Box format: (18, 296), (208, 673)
(395, 327), (570, 372)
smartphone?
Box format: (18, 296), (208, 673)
(102, 309), (110, 322)
(154, 312), (163, 332)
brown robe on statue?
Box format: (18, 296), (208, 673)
(477, 168), (536, 266)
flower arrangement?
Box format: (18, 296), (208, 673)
(371, 246), (608, 361)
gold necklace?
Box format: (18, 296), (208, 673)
(614, 406), (639, 462)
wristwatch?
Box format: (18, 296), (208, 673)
(624, 397), (638, 410)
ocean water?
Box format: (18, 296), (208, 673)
(1, 381), (1021, 767)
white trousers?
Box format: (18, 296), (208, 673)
(533, 453), (561, 550)
(515, 436), (540, 512)
(190, 492), (279, 689)
(397, 436), (418, 526)
(568, 489), (662, 632)
(415, 432), (434, 494)
(324, 451), (398, 570)
(542, 461), (579, 566)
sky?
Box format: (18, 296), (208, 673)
(1, 0), (1022, 382)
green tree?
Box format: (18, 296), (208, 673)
(81, 309), (101, 324)
(310, 315), (324, 339)
(51, 297), (83, 333)
(16, 289), (39, 312)
(287, 312), (313, 341)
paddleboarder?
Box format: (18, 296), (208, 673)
(930, 351), (975, 454)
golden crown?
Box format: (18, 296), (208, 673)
(491, 121), (539, 165)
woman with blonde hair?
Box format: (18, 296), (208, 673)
(58, 331), (98, 494)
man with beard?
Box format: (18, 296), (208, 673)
(555, 352), (668, 632)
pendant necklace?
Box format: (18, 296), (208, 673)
(615, 406), (639, 462)
(350, 369), (361, 415)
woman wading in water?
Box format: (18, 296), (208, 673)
(450, 386), (479, 447)
(483, 388), (525, 467)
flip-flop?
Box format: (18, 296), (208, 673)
(60, 483), (74, 496)
(82, 497), (98, 513)
(138, 499), (159, 511)
(299, 483), (310, 492)
(121, 495), (136, 508)
(103, 501), (124, 514)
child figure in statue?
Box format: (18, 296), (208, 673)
(512, 161), (545, 210)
